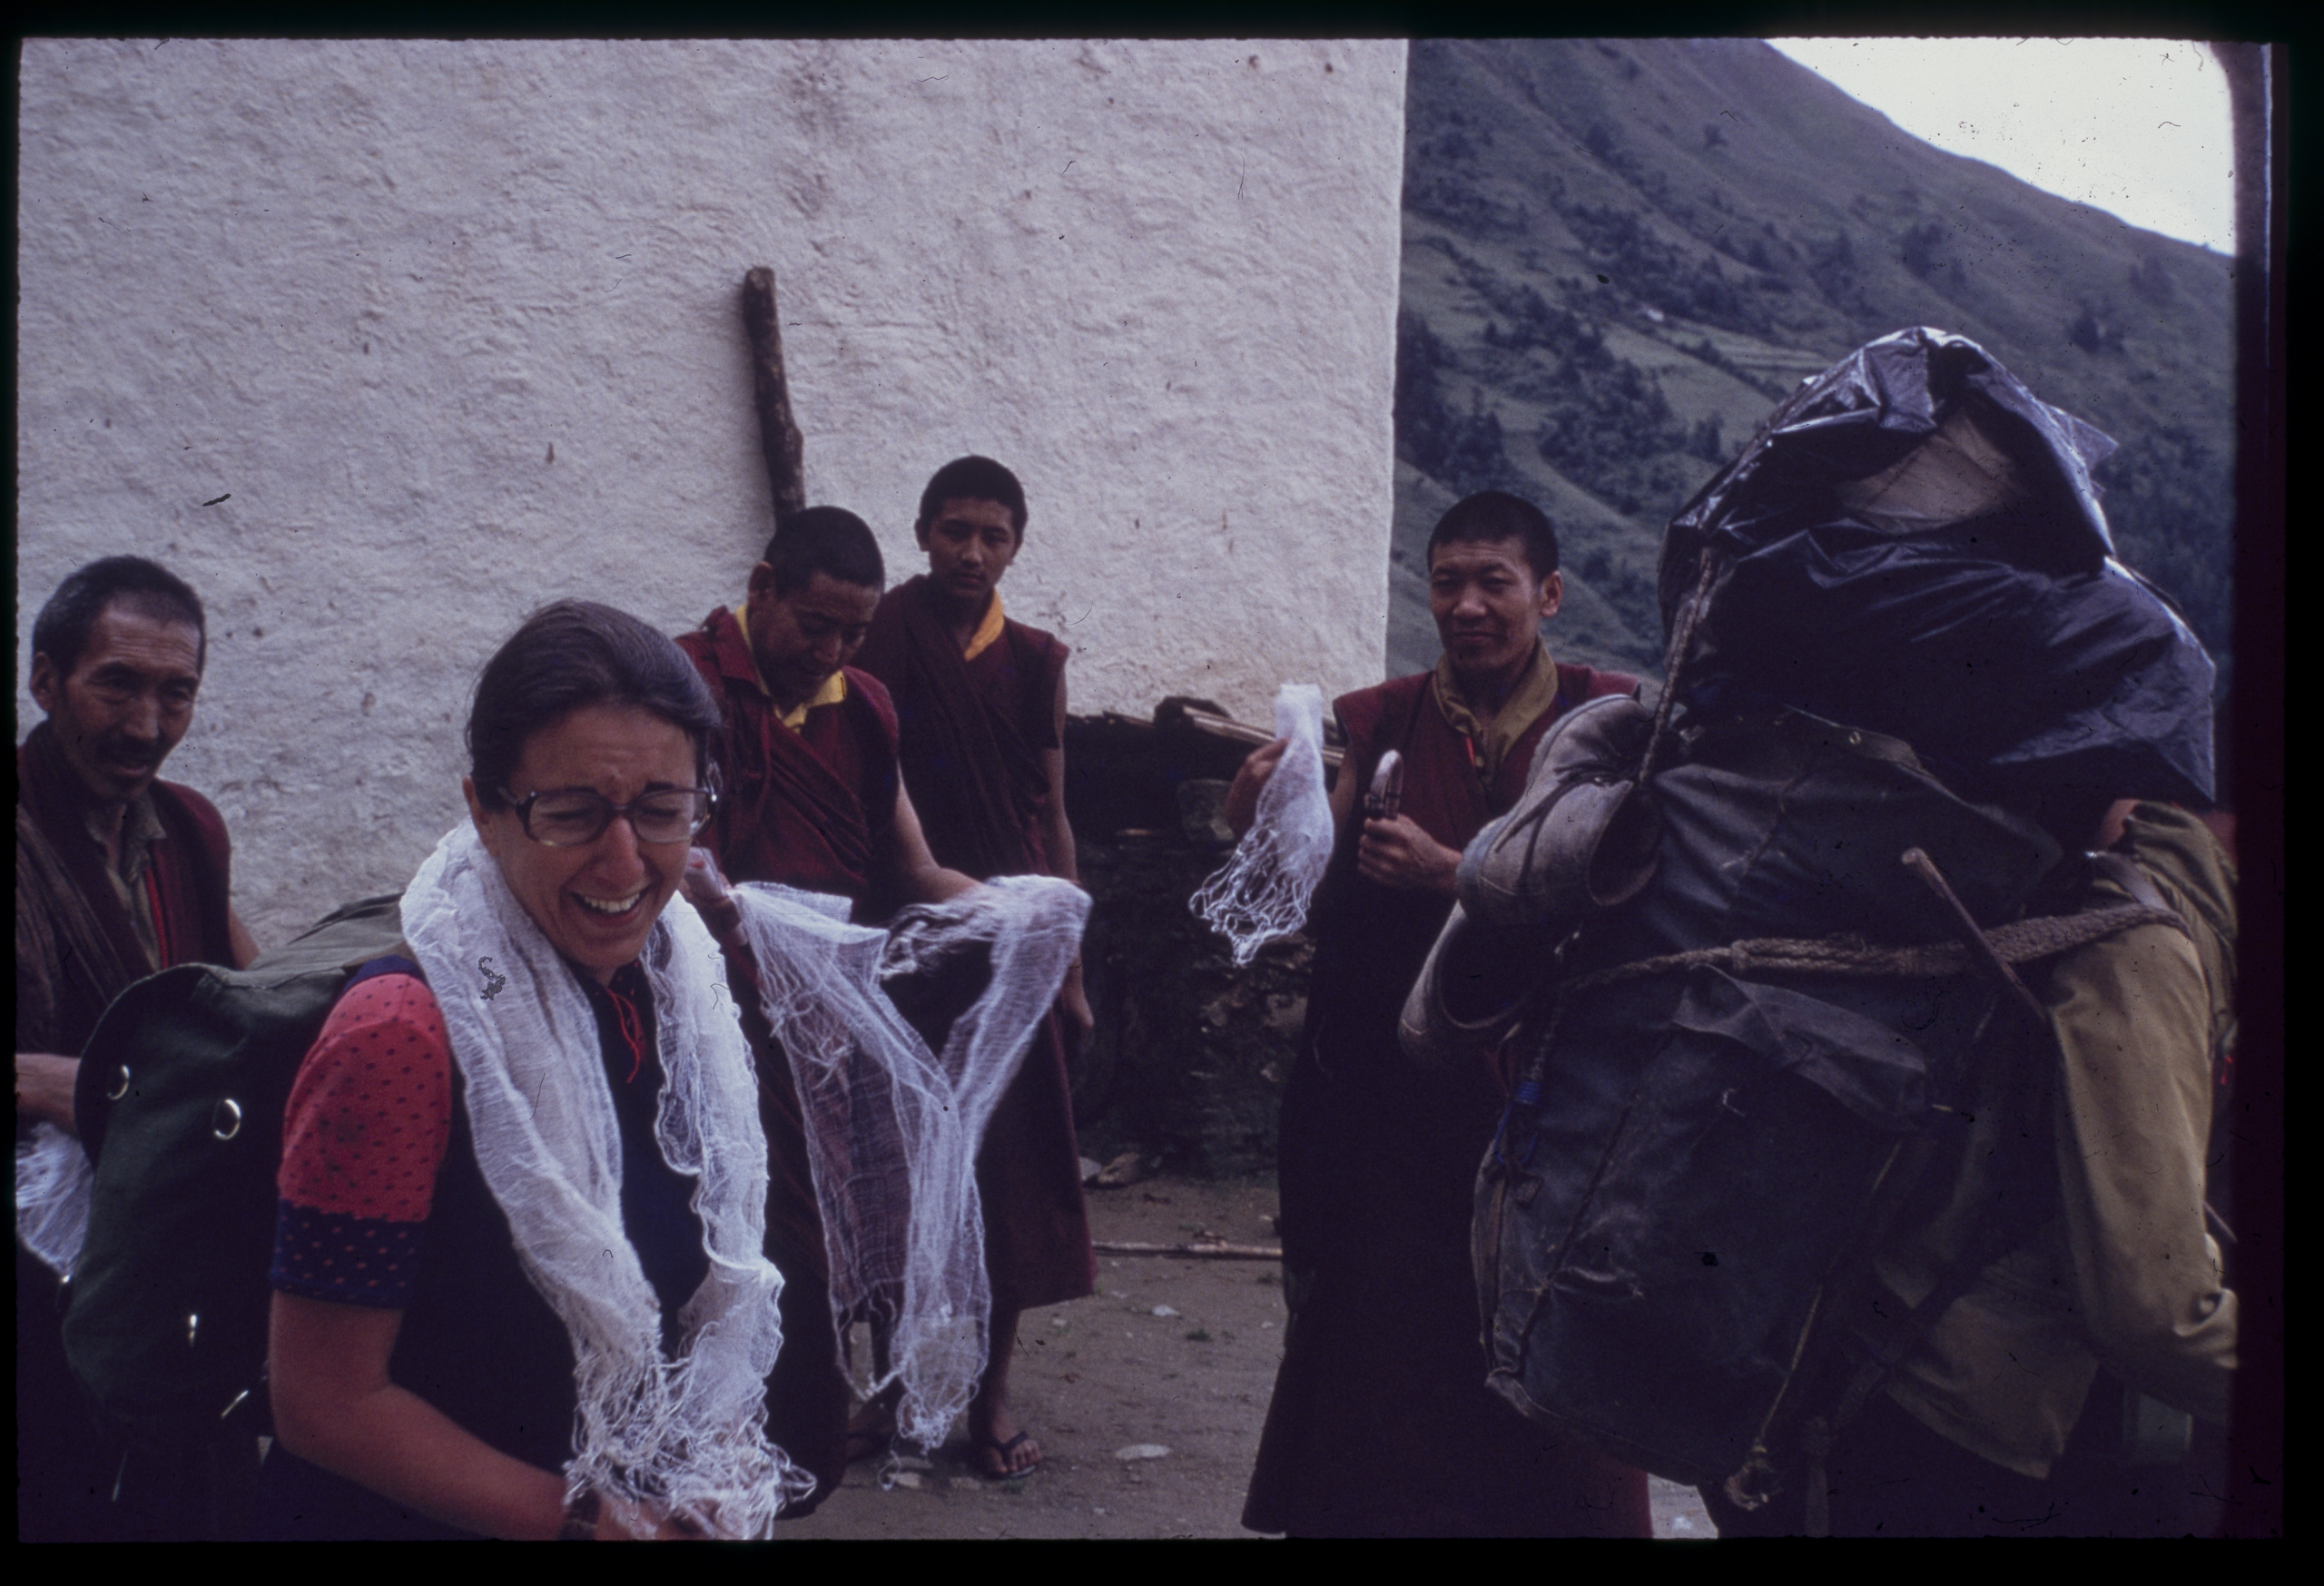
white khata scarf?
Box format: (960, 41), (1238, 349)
(15, 1123), (93, 1276)
(1192, 683), (1335, 965)
(731, 872), (1091, 1454)
(400, 823), (810, 1539)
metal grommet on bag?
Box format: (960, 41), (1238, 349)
(107, 1065), (132, 1101)
(212, 1098), (243, 1141)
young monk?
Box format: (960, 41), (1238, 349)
(854, 456), (1096, 1479)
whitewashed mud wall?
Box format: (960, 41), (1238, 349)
(17, 39), (1406, 944)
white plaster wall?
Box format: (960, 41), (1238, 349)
(17, 38), (1406, 945)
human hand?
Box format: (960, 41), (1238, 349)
(15, 1052), (80, 1135)
(1059, 960), (1096, 1056)
(1224, 737), (1291, 839)
(1357, 815), (1461, 896)
(587, 1490), (707, 1540)
(679, 847), (744, 948)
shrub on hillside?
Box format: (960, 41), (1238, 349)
(1395, 309), (1517, 498)
(1530, 353), (1697, 517)
(2095, 425), (2232, 659)
(1899, 221), (1946, 279)
(1559, 201), (1772, 335)
(2068, 300), (2127, 354)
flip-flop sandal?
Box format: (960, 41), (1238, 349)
(974, 1431), (1041, 1480)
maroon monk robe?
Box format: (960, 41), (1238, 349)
(855, 576), (1096, 1312)
(1243, 658), (1652, 1539)
(672, 606), (889, 1504)
(675, 606), (900, 908)
(853, 576), (1059, 880)
(697, 932), (852, 1512)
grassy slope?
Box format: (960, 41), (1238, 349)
(1390, 38), (2234, 685)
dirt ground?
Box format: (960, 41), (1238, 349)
(780, 1170), (1714, 1541)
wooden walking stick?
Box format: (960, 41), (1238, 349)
(741, 266), (807, 527)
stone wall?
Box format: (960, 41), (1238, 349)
(1061, 714), (1318, 1177)
(16, 39), (1406, 948)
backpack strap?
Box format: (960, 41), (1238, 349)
(2088, 849), (2176, 917)
(344, 952), (423, 991)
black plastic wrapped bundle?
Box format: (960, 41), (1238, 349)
(1658, 328), (2215, 824)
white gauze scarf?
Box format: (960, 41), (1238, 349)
(15, 1122), (94, 1276)
(400, 823), (811, 1538)
(731, 873), (1089, 1454)
(1192, 683), (1334, 964)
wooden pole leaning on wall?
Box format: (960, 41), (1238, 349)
(742, 267), (807, 527)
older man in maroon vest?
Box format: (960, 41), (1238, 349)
(17, 555), (255, 1540)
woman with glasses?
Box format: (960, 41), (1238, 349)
(259, 600), (817, 1539)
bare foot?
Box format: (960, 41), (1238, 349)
(970, 1301), (1039, 1478)
(845, 1387), (900, 1464)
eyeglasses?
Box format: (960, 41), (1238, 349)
(501, 786), (716, 848)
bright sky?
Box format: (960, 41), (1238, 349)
(1769, 38), (2233, 254)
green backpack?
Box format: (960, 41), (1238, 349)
(63, 894), (409, 1435)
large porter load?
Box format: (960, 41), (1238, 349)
(1410, 327), (2215, 1509)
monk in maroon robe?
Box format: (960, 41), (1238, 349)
(854, 456), (1096, 1480)
(17, 557), (255, 1541)
(675, 509), (970, 915)
(1229, 493), (1653, 1537)
(674, 507), (975, 1502)
(677, 604), (900, 907)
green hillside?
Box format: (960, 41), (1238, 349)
(1390, 38), (2235, 688)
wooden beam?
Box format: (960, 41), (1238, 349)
(1169, 704), (1346, 772)
(741, 266), (806, 527)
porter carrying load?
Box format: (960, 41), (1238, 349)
(1407, 328), (2218, 1515)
